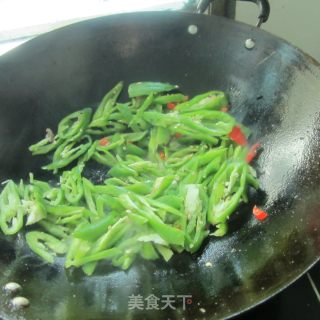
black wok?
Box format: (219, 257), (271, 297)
(0, 11), (319, 320)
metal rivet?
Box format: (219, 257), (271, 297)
(188, 25), (198, 35)
(245, 38), (255, 50)
(3, 282), (22, 294)
(11, 296), (30, 308)
(199, 307), (206, 313)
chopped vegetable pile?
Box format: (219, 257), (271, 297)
(0, 81), (262, 275)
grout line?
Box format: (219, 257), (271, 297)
(307, 272), (320, 303)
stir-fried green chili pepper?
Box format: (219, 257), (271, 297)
(38, 220), (69, 239)
(43, 187), (64, 206)
(23, 185), (47, 225)
(29, 135), (61, 155)
(60, 166), (84, 204)
(26, 231), (67, 263)
(153, 93), (187, 105)
(175, 91), (228, 113)
(128, 82), (178, 98)
(43, 135), (92, 171)
(58, 108), (92, 141)
(73, 212), (117, 242)
(90, 81), (124, 128)
(0, 81), (261, 275)
(0, 181), (24, 235)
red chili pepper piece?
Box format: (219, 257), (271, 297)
(228, 125), (247, 146)
(220, 105), (229, 112)
(159, 151), (166, 160)
(167, 102), (176, 110)
(175, 133), (182, 138)
(99, 137), (109, 146)
(246, 143), (261, 163)
(253, 205), (269, 221)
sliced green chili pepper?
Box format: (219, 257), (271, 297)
(29, 135), (62, 155)
(73, 212), (117, 242)
(60, 166), (84, 204)
(140, 242), (159, 260)
(92, 147), (118, 167)
(82, 178), (97, 215)
(128, 82), (178, 98)
(208, 163), (248, 225)
(149, 175), (175, 198)
(90, 82), (123, 128)
(26, 231), (67, 263)
(58, 108), (92, 141)
(154, 93), (187, 105)
(175, 91), (228, 112)
(0, 180), (24, 235)
(38, 220), (69, 239)
(43, 187), (64, 206)
(23, 185), (47, 225)
(43, 135), (92, 171)
(73, 247), (121, 267)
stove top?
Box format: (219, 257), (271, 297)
(238, 261), (320, 320)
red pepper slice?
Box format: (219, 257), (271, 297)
(159, 151), (166, 160)
(246, 143), (261, 163)
(253, 205), (269, 221)
(99, 137), (109, 146)
(167, 102), (176, 110)
(228, 125), (247, 146)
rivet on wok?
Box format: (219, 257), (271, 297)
(188, 25), (198, 35)
(245, 38), (255, 50)
(11, 296), (30, 308)
(3, 282), (22, 294)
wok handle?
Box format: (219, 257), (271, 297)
(197, 0), (270, 27)
(241, 0), (270, 27)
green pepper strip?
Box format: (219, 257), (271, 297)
(65, 236), (92, 268)
(128, 82), (178, 98)
(78, 140), (98, 164)
(57, 108), (92, 141)
(108, 163), (138, 178)
(188, 188), (209, 253)
(82, 178), (97, 215)
(120, 193), (184, 246)
(23, 185), (47, 226)
(140, 242), (159, 260)
(175, 91), (227, 110)
(43, 135), (92, 171)
(44, 188), (64, 206)
(38, 220), (69, 239)
(208, 163), (248, 224)
(125, 143), (147, 157)
(26, 231), (67, 263)
(153, 93), (186, 104)
(0, 181), (24, 235)
(90, 81), (124, 128)
(80, 217), (131, 274)
(73, 212), (118, 242)
(72, 248), (121, 267)
(60, 166), (84, 204)
(92, 147), (118, 166)
(47, 205), (90, 217)
(29, 135), (62, 155)
(129, 93), (154, 129)
(176, 92), (228, 113)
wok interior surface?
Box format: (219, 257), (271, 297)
(0, 12), (319, 320)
